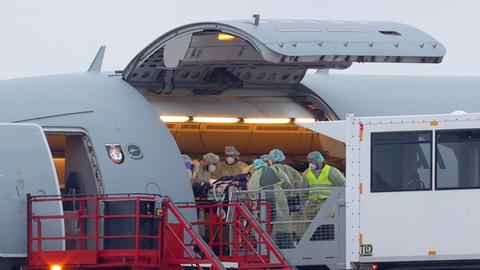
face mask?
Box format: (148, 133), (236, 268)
(226, 157), (235, 165)
(208, 164), (216, 172)
(308, 163), (317, 170)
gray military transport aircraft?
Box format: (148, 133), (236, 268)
(0, 16), (476, 270)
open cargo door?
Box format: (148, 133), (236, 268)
(301, 120), (346, 143)
(0, 124), (63, 257)
(123, 19), (446, 93)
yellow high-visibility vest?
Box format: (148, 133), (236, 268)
(306, 164), (333, 201)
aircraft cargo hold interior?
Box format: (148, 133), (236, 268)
(121, 28), (355, 172)
(148, 91), (346, 171)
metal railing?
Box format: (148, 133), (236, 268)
(233, 187), (344, 249)
(25, 193), (293, 270)
(175, 201), (293, 269)
(27, 193), (164, 268)
(231, 187), (347, 268)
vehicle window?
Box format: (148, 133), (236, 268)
(371, 131), (432, 192)
(436, 129), (480, 189)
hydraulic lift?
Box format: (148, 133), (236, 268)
(25, 193), (293, 270)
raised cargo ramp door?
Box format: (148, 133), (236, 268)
(123, 19), (446, 94)
(0, 124), (63, 257)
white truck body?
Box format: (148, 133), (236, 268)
(304, 112), (480, 269)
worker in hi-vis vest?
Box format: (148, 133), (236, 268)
(302, 151), (345, 220)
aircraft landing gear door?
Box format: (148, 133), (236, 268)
(0, 124), (63, 257)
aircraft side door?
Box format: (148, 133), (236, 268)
(0, 123), (63, 257)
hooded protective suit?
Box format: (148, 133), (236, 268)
(215, 160), (248, 178)
(214, 146), (248, 178)
(248, 165), (293, 248)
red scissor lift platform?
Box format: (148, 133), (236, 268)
(25, 193), (293, 270)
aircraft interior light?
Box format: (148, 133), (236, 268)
(244, 118), (292, 124)
(294, 118), (316, 123)
(217, 33), (237, 41)
(160, 116), (190, 123)
(193, 117), (240, 123)
(50, 265), (62, 270)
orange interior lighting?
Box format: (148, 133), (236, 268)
(193, 117), (240, 123)
(160, 116), (190, 123)
(244, 118), (292, 124)
(217, 33), (237, 41)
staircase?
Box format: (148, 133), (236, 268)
(25, 194), (294, 270)
(163, 199), (293, 270)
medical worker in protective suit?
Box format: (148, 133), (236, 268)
(242, 154), (270, 174)
(303, 151), (345, 220)
(268, 149), (306, 241)
(182, 154), (195, 183)
(191, 153), (220, 240)
(192, 153), (220, 184)
(248, 158), (294, 249)
(268, 149), (304, 188)
(215, 146), (248, 178)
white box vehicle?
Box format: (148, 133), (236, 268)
(306, 112), (480, 269)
